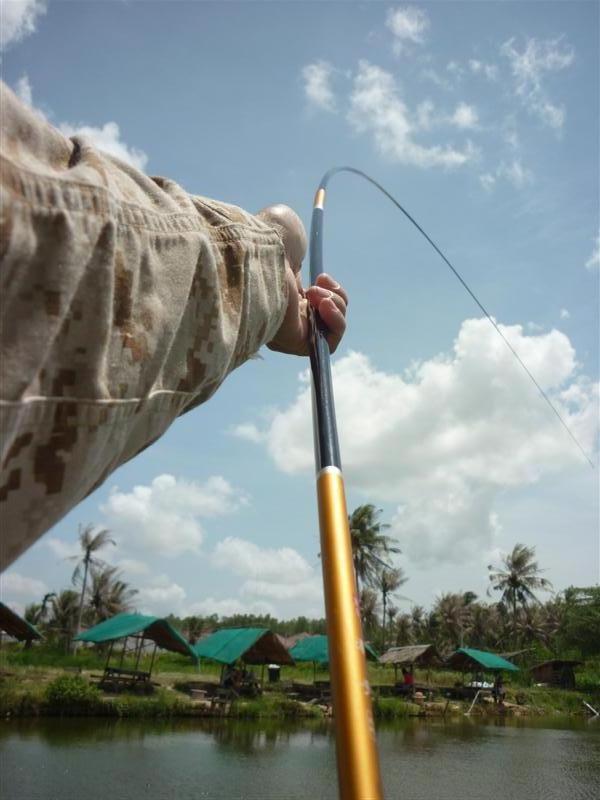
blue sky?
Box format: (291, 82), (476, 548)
(2, 1), (598, 622)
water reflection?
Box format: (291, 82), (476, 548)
(1, 716), (598, 800)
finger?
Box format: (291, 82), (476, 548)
(306, 285), (347, 318)
(315, 273), (348, 306)
(317, 297), (346, 353)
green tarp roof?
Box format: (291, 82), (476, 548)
(193, 627), (294, 666)
(75, 612), (195, 659)
(290, 635), (379, 665)
(447, 647), (519, 672)
(0, 602), (42, 642)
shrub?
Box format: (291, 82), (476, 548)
(44, 675), (102, 714)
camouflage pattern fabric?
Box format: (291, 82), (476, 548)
(0, 82), (288, 569)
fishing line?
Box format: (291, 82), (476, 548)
(314, 166), (594, 469)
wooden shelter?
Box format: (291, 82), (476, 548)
(0, 602), (42, 644)
(379, 644), (439, 682)
(530, 659), (582, 689)
(75, 612), (196, 691)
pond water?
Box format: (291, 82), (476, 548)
(1, 716), (598, 800)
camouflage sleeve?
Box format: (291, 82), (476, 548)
(0, 82), (288, 569)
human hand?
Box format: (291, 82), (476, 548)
(257, 205), (348, 356)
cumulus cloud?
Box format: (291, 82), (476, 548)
(115, 558), (150, 576)
(585, 234), (600, 271)
(302, 61), (337, 112)
(386, 6), (429, 55)
(235, 319), (598, 567)
(187, 596), (275, 617)
(2, 571), (47, 598)
(348, 61), (477, 169)
(212, 537), (323, 612)
(559, 309), (570, 320)
(501, 36), (574, 131)
(101, 474), (245, 557)
(213, 537), (314, 583)
(59, 121), (148, 170)
(230, 422), (265, 443)
(0, 0), (46, 51)
(45, 537), (80, 559)
(136, 576), (187, 616)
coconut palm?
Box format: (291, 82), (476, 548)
(488, 543), (553, 646)
(359, 587), (380, 641)
(47, 590), (79, 651)
(88, 565), (137, 622)
(348, 505), (400, 591)
(374, 567), (408, 650)
(392, 612), (414, 647)
(433, 592), (471, 650)
(70, 524), (115, 647)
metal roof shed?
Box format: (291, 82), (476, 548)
(193, 627), (294, 667)
(446, 647), (519, 673)
(75, 612), (196, 658)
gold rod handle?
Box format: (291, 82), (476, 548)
(317, 467), (383, 800)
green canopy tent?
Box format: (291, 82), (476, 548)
(0, 602), (42, 644)
(446, 647), (519, 673)
(193, 627), (293, 683)
(75, 612), (196, 687)
(290, 634), (379, 682)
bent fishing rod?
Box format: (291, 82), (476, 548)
(307, 166), (593, 800)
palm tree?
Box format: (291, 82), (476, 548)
(433, 592), (471, 650)
(88, 565), (137, 622)
(70, 524), (115, 647)
(359, 587), (380, 641)
(47, 590), (79, 652)
(348, 505), (400, 591)
(374, 567), (408, 650)
(392, 612), (414, 647)
(488, 543), (553, 646)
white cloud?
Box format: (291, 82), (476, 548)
(230, 422), (265, 443)
(468, 59), (498, 81)
(186, 597), (275, 618)
(115, 558), (150, 576)
(1, 571), (47, 598)
(45, 537), (80, 559)
(585, 234), (600, 271)
(501, 36), (574, 131)
(211, 537), (323, 613)
(527, 321), (544, 332)
(14, 73), (33, 106)
(480, 159), (533, 190)
(236, 319), (598, 567)
(302, 61), (337, 112)
(386, 6), (429, 55)
(348, 61), (477, 169)
(136, 576), (187, 616)
(448, 102), (479, 130)
(497, 159), (533, 188)
(0, 0), (46, 51)
(213, 537), (314, 584)
(101, 474), (245, 557)
(559, 308), (570, 320)
(240, 578), (322, 604)
(479, 173), (496, 191)
(59, 121), (148, 170)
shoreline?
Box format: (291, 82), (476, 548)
(1, 668), (596, 722)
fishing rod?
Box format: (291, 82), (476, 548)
(308, 166), (593, 800)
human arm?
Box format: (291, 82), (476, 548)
(0, 82), (347, 568)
